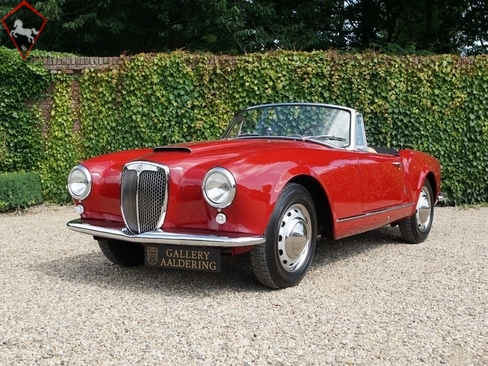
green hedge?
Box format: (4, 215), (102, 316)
(1, 48), (488, 205)
(0, 47), (51, 173)
(0, 172), (43, 211)
(74, 51), (487, 205)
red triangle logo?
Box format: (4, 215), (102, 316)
(2, 1), (47, 60)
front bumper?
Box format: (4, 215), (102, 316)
(67, 218), (265, 247)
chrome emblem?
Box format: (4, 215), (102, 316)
(137, 164), (144, 173)
(147, 247), (158, 266)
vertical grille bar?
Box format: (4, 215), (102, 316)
(121, 162), (169, 234)
(121, 169), (139, 233)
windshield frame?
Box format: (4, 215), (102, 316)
(222, 103), (361, 151)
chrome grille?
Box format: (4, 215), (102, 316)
(121, 162), (169, 234)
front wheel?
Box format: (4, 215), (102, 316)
(399, 180), (434, 244)
(250, 183), (317, 289)
(97, 239), (144, 267)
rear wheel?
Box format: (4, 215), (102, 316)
(97, 239), (144, 267)
(399, 180), (434, 244)
(250, 183), (317, 289)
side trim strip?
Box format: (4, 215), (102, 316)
(336, 203), (415, 223)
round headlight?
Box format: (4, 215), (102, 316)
(202, 167), (236, 208)
(67, 165), (92, 200)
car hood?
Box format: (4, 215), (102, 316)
(80, 138), (321, 225)
(84, 138), (312, 170)
(177, 138), (299, 151)
(145, 138), (308, 165)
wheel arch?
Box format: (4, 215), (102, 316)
(288, 174), (334, 238)
(425, 172), (438, 202)
(414, 170), (438, 207)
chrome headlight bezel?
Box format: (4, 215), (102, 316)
(67, 165), (92, 200)
(202, 167), (236, 209)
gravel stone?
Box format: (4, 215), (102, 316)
(0, 205), (487, 365)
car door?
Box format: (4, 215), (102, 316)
(358, 151), (405, 212)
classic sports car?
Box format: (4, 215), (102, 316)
(67, 103), (441, 289)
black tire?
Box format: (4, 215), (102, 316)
(97, 239), (144, 267)
(399, 180), (434, 244)
(250, 183), (317, 289)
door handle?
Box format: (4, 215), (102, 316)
(392, 162), (402, 168)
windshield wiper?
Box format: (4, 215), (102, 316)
(237, 132), (261, 137)
(303, 135), (347, 142)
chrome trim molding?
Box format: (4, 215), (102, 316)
(121, 161), (170, 234)
(437, 194), (447, 203)
(336, 203), (415, 223)
(67, 165), (92, 201)
(202, 167), (237, 209)
(67, 219), (265, 247)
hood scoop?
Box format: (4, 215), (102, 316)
(153, 146), (192, 153)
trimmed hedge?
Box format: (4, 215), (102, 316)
(74, 52), (488, 205)
(1, 48), (488, 205)
(0, 47), (51, 173)
(0, 172), (43, 212)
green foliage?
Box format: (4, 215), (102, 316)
(0, 172), (43, 211)
(79, 53), (196, 156)
(0, 47), (51, 172)
(1, 48), (487, 205)
(39, 75), (81, 202)
(2, 1), (486, 56)
(69, 51), (487, 205)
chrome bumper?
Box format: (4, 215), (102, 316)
(437, 193), (448, 205)
(67, 219), (265, 247)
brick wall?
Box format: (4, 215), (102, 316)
(38, 56), (125, 74)
(33, 57), (126, 126)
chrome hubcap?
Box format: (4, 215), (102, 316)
(277, 203), (312, 273)
(416, 186), (432, 232)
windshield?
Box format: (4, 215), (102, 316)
(223, 104), (351, 148)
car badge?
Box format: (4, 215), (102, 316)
(137, 164), (144, 173)
(146, 247), (158, 266)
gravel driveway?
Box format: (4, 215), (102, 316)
(0, 205), (487, 365)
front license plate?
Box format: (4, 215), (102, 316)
(145, 245), (221, 272)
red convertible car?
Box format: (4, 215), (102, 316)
(67, 103), (441, 289)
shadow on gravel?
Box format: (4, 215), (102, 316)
(34, 225), (406, 295)
(312, 224), (404, 269)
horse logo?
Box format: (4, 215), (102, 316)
(1, 1), (47, 60)
(10, 19), (38, 43)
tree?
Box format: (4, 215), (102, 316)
(459, 0), (488, 54)
(0, 0), (486, 55)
